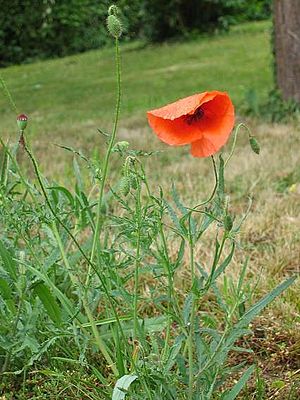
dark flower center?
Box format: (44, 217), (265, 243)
(185, 107), (204, 125)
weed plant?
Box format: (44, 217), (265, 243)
(0, 5), (295, 400)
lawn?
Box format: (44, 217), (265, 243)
(0, 20), (299, 399)
(0, 21), (272, 138)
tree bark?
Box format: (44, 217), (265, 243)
(274, 0), (300, 103)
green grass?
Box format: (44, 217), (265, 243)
(0, 21), (272, 139)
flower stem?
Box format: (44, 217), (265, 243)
(224, 123), (252, 168)
(133, 170), (142, 341)
(90, 37), (121, 266)
(188, 238), (195, 400)
(0, 74), (18, 113)
(189, 155), (218, 211)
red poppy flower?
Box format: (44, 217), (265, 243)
(147, 91), (235, 157)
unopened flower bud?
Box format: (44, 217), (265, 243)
(17, 114), (28, 131)
(249, 136), (260, 155)
(107, 14), (123, 38)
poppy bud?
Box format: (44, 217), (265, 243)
(249, 136), (260, 155)
(107, 14), (123, 39)
(17, 114), (28, 131)
(224, 214), (233, 232)
(119, 176), (131, 196)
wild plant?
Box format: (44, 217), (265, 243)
(0, 5), (295, 400)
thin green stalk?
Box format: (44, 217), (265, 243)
(159, 220), (174, 360)
(0, 137), (37, 204)
(0, 74), (18, 113)
(205, 233), (227, 290)
(90, 37), (121, 266)
(52, 222), (118, 376)
(224, 123), (252, 168)
(188, 238), (195, 400)
(133, 174), (142, 341)
(189, 155), (218, 211)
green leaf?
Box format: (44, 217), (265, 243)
(171, 183), (188, 214)
(213, 242), (235, 280)
(0, 277), (16, 313)
(0, 240), (17, 281)
(33, 282), (62, 326)
(25, 262), (85, 324)
(81, 315), (132, 328)
(0, 277), (12, 299)
(235, 276), (296, 329)
(0, 145), (9, 186)
(164, 199), (183, 234)
(183, 293), (193, 325)
(173, 239), (185, 271)
(48, 186), (74, 208)
(99, 316), (168, 340)
(112, 374), (138, 400)
(164, 335), (184, 373)
(223, 365), (255, 400)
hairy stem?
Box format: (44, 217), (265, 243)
(90, 37), (121, 266)
(188, 238), (195, 399)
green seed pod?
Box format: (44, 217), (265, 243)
(17, 114), (28, 131)
(129, 173), (138, 190)
(224, 214), (233, 232)
(107, 14), (123, 38)
(249, 136), (260, 155)
(119, 176), (131, 196)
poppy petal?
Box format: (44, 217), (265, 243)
(148, 92), (208, 120)
(197, 94), (234, 152)
(147, 112), (204, 145)
(190, 137), (217, 158)
(147, 91), (235, 157)
(147, 92), (221, 146)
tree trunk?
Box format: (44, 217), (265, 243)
(274, 0), (300, 103)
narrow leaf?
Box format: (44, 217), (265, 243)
(33, 282), (62, 326)
(223, 365), (255, 400)
(235, 276), (296, 329)
(0, 240), (17, 281)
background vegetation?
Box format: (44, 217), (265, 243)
(0, 0), (272, 66)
